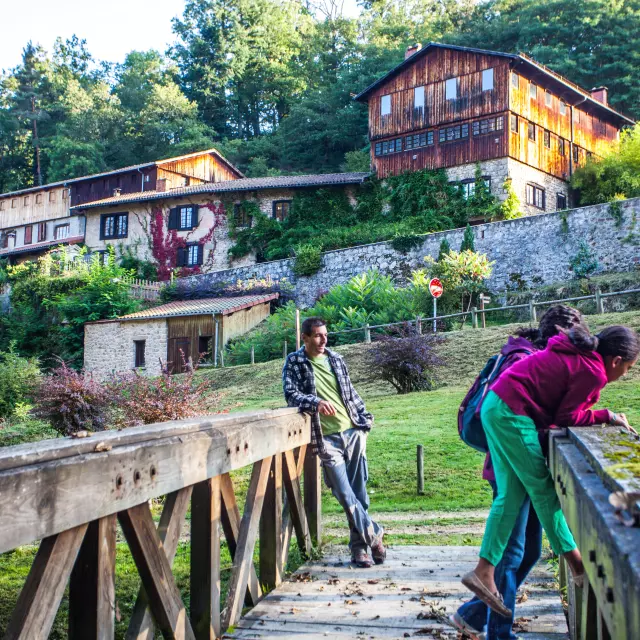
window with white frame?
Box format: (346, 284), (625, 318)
(54, 224), (70, 240)
(482, 68), (494, 91)
(380, 94), (391, 116)
(445, 78), (458, 101)
(526, 184), (545, 209)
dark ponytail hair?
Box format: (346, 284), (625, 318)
(515, 304), (583, 348)
(567, 325), (640, 361)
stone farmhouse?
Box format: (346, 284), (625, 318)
(355, 42), (634, 215)
(0, 149), (242, 264)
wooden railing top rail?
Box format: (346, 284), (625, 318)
(0, 408), (309, 554)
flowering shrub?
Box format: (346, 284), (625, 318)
(33, 361), (111, 435)
(107, 366), (217, 427)
(365, 328), (445, 394)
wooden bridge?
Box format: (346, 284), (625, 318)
(0, 411), (636, 639)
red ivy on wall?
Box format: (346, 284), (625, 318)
(149, 202), (226, 281)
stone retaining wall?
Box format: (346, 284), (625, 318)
(182, 198), (640, 308)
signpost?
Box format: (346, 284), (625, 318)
(479, 293), (491, 329)
(429, 278), (444, 332)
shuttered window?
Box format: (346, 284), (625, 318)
(176, 243), (204, 268)
(168, 205), (199, 230)
(37, 222), (47, 242)
(24, 226), (33, 245)
(234, 203), (252, 228)
(100, 213), (128, 239)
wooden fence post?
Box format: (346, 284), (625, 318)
(364, 324), (371, 343)
(595, 288), (604, 314)
(529, 300), (537, 323)
(416, 316), (422, 335)
(417, 445), (424, 495)
(303, 448), (322, 547)
(471, 307), (478, 329)
(259, 455), (283, 591)
(250, 346), (255, 365)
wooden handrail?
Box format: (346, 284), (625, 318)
(0, 408), (318, 639)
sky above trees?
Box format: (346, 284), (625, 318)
(1, 0), (639, 194)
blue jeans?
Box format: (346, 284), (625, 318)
(319, 428), (383, 551)
(457, 481), (542, 640)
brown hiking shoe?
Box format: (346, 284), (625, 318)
(371, 535), (386, 565)
(351, 547), (374, 568)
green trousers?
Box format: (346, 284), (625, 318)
(479, 391), (576, 566)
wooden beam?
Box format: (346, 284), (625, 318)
(0, 412), (309, 553)
(259, 455), (283, 591)
(221, 457), (273, 631)
(303, 448), (322, 546)
(4, 524), (88, 640)
(126, 487), (193, 640)
(190, 477), (221, 640)
(282, 448), (311, 559)
(282, 445), (307, 567)
(69, 516), (117, 640)
(219, 473), (262, 606)
(118, 504), (195, 640)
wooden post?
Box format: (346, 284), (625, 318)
(529, 300), (537, 323)
(595, 288), (604, 314)
(303, 448), (322, 547)
(471, 306), (478, 329)
(219, 350), (225, 368)
(213, 319), (219, 367)
(417, 445), (424, 496)
(283, 341), (288, 359)
(364, 323), (371, 343)
(480, 296), (486, 329)
(416, 316), (422, 335)
(259, 455), (283, 591)
(69, 516), (117, 640)
(295, 309), (301, 350)
(250, 346), (255, 365)
(191, 477), (221, 640)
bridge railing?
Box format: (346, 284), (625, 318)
(550, 427), (640, 640)
(0, 407), (319, 640)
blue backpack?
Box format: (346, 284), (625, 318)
(458, 348), (533, 452)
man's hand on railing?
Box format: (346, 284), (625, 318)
(608, 411), (638, 436)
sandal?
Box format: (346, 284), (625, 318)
(461, 571), (512, 618)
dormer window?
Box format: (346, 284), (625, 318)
(482, 68), (494, 92)
(414, 86), (424, 110)
(445, 78), (458, 101)
(381, 95), (391, 116)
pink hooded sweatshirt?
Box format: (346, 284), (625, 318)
(491, 333), (610, 429)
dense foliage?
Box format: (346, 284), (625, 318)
(365, 329), (445, 394)
(2, 0), (638, 190)
(0, 345), (40, 419)
(0, 250), (140, 367)
(572, 124), (640, 205)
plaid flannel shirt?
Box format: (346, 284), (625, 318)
(282, 347), (374, 455)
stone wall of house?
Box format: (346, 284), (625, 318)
(181, 197), (640, 308)
(445, 158), (510, 201)
(84, 318), (168, 380)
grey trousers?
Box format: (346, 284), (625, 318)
(318, 428), (383, 552)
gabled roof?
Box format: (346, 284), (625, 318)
(354, 43), (634, 127)
(0, 148), (244, 199)
(70, 172), (371, 211)
(89, 294), (279, 323)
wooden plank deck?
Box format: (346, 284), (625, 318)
(230, 546), (568, 639)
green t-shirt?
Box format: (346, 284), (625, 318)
(309, 355), (352, 436)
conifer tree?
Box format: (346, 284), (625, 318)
(437, 237), (451, 261)
(460, 224), (475, 252)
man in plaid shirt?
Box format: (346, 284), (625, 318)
(283, 316), (385, 568)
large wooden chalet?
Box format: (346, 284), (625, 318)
(355, 43), (634, 215)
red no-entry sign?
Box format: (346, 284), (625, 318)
(429, 278), (444, 298)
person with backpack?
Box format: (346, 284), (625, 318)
(451, 305), (582, 640)
(461, 324), (639, 618)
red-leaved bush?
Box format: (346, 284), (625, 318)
(33, 361), (111, 435)
(106, 367), (217, 427)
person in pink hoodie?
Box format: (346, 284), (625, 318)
(462, 325), (639, 618)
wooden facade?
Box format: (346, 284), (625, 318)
(0, 185), (70, 229)
(357, 44), (633, 181)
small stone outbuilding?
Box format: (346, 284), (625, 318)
(84, 293), (277, 379)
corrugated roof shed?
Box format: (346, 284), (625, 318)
(90, 293), (279, 323)
(70, 172), (371, 211)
